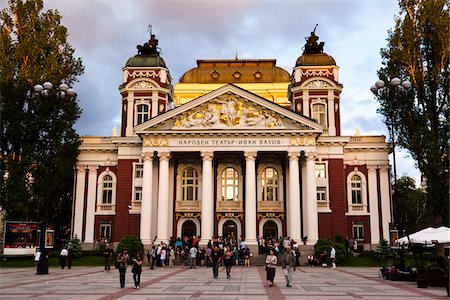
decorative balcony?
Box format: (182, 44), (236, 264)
(175, 200), (202, 212)
(216, 200), (243, 212)
(96, 204), (115, 215)
(346, 204), (368, 215)
(257, 200), (284, 212)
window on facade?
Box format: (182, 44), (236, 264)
(102, 175), (113, 204)
(351, 175), (362, 204)
(136, 104), (149, 125)
(261, 167), (278, 201)
(222, 167), (238, 201)
(312, 103), (326, 125)
(316, 187), (327, 202)
(100, 222), (111, 239)
(182, 167), (198, 201)
(135, 164), (143, 178)
(315, 163), (326, 178)
(352, 221), (364, 240)
(135, 187), (142, 201)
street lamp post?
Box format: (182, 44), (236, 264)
(33, 82), (76, 275)
(370, 78), (411, 238)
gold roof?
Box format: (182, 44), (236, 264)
(179, 59), (290, 84)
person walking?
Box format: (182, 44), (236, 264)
(205, 246), (212, 268)
(189, 245), (198, 269)
(244, 247), (251, 267)
(131, 252), (143, 289)
(330, 245), (337, 269)
(103, 244), (113, 272)
(223, 247), (233, 279)
(149, 246), (156, 269)
(34, 248), (41, 271)
(117, 249), (129, 288)
(210, 245), (222, 279)
(265, 248), (277, 287)
(281, 245), (295, 287)
(169, 246), (175, 268)
(160, 246), (167, 269)
(59, 247), (68, 269)
(67, 249), (73, 269)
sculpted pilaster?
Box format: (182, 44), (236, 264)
(244, 151), (257, 161)
(201, 151), (214, 161)
(305, 151), (317, 161)
(157, 151), (171, 161)
(287, 150), (301, 161)
(142, 151), (154, 161)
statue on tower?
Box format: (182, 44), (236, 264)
(137, 33), (160, 56)
(303, 24), (325, 54)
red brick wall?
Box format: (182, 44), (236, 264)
(335, 99), (341, 136)
(113, 159), (138, 241)
(121, 101), (127, 137)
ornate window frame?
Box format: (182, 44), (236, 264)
(311, 100), (327, 126)
(258, 217), (283, 239)
(96, 170), (117, 215)
(217, 217), (242, 240)
(135, 103), (150, 125)
(216, 163), (243, 212)
(352, 221), (364, 241)
(257, 163), (284, 212)
(316, 160), (330, 212)
(180, 166), (201, 201)
(346, 169), (368, 215)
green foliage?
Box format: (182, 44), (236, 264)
(314, 239), (346, 263)
(115, 235), (144, 260)
(394, 176), (431, 231)
(376, 239), (391, 267)
(357, 250), (378, 259)
(377, 0), (449, 225)
(335, 234), (344, 245)
(69, 235), (82, 258)
(0, 0), (84, 235)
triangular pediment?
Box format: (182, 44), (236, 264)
(134, 84), (324, 134)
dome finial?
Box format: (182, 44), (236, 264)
(303, 24), (325, 54)
(136, 26), (160, 56)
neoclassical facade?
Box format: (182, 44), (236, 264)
(72, 33), (392, 251)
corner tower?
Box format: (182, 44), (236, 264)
(120, 34), (173, 137)
(289, 30), (342, 136)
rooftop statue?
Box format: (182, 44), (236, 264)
(303, 24), (325, 54)
(137, 34), (160, 56)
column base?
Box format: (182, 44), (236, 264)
(141, 240), (153, 249)
(154, 238), (168, 245)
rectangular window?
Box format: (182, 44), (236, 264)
(135, 187), (142, 201)
(352, 221), (364, 240)
(316, 187), (326, 201)
(99, 222), (111, 239)
(351, 189), (362, 204)
(135, 164), (143, 178)
(315, 163), (326, 178)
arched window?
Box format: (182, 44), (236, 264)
(136, 104), (149, 125)
(350, 175), (362, 204)
(312, 103), (326, 125)
(102, 175), (113, 204)
(222, 167), (238, 201)
(182, 167), (199, 201)
(261, 167), (278, 201)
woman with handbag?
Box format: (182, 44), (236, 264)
(131, 252), (143, 289)
(265, 248), (277, 287)
(116, 249), (129, 288)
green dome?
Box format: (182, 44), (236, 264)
(125, 54), (167, 68)
(295, 53), (336, 67)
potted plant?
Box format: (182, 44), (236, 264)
(415, 261), (428, 288)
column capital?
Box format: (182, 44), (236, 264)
(379, 165), (390, 173)
(75, 165), (86, 173)
(157, 151), (171, 161)
(305, 151), (317, 161)
(244, 151), (257, 161)
(287, 150), (301, 161)
(88, 165), (98, 173)
(200, 151), (214, 161)
(367, 165), (378, 173)
(142, 151), (154, 161)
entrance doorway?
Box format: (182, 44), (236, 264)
(223, 220), (237, 241)
(181, 220), (196, 238)
(263, 220), (278, 240)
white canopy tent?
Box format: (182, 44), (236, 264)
(395, 226), (450, 245)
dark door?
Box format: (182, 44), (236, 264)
(223, 220), (237, 240)
(263, 220), (278, 240)
(181, 220), (196, 238)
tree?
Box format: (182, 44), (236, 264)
(0, 0), (84, 240)
(376, 0), (449, 225)
(393, 176), (431, 233)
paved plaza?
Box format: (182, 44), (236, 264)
(0, 265), (447, 299)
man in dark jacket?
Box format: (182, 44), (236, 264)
(281, 245), (295, 287)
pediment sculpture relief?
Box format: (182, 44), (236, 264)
(174, 94), (284, 129)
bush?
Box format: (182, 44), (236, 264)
(115, 235), (143, 260)
(357, 250), (378, 259)
(376, 239), (391, 267)
(314, 239), (346, 263)
(69, 235), (82, 258)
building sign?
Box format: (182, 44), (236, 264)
(3, 221), (39, 256)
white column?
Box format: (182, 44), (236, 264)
(379, 165), (391, 241)
(303, 91), (310, 117)
(327, 91), (336, 136)
(140, 151), (154, 245)
(305, 151), (318, 245)
(84, 166), (98, 244)
(244, 151), (257, 246)
(151, 91), (158, 118)
(301, 159), (308, 239)
(367, 165), (380, 245)
(73, 165), (86, 239)
(155, 151), (170, 244)
(288, 151), (301, 242)
(200, 151), (214, 246)
(126, 91), (134, 136)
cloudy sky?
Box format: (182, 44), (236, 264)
(2, 0), (420, 182)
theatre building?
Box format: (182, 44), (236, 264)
(72, 32), (393, 252)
